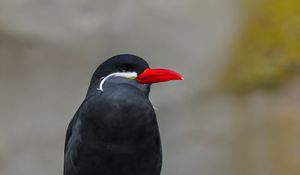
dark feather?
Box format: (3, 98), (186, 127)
(64, 84), (162, 175)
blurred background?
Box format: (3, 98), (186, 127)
(0, 0), (300, 175)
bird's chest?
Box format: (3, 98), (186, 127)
(80, 95), (157, 141)
(78, 111), (159, 147)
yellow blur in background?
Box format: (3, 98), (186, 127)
(223, 0), (300, 93)
(0, 0), (299, 175)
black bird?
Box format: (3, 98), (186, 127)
(64, 54), (183, 175)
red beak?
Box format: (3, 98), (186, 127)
(137, 68), (184, 84)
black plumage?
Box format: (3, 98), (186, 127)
(64, 55), (162, 175)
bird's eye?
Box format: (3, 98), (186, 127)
(119, 65), (132, 72)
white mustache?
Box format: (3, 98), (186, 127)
(97, 72), (137, 92)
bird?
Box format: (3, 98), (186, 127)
(64, 54), (183, 175)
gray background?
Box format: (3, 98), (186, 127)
(0, 1), (269, 175)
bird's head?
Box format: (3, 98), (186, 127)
(87, 54), (183, 97)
